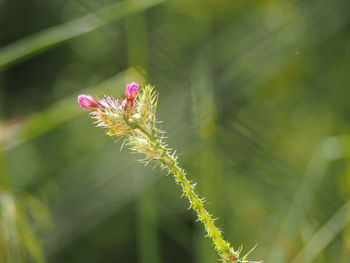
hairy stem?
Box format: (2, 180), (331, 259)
(134, 126), (236, 262)
(163, 152), (233, 257)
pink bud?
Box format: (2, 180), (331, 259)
(125, 82), (139, 101)
(77, 94), (100, 110)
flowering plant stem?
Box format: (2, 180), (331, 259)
(78, 83), (260, 263)
(133, 121), (233, 259)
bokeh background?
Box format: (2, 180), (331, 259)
(1, 0), (350, 262)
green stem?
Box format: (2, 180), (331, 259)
(162, 151), (234, 260)
(133, 125), (236, 262)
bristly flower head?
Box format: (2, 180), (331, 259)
(77, 94), (102, 110)
(77, 82), (146, 137)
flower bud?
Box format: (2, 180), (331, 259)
(77, 94), (100, 110)
(125, 82), (139, 101)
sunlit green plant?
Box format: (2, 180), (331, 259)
(78, 83), (261, 263)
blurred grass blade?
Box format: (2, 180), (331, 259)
(136, 189), (161, 263)
(0, 0), (165, 70)
(291, 200), (350, 263)
(268, 137), (344, 262)
(0, 190), (51, 263)
(0, 192), (20, 262)
(0, 68), (144, 150)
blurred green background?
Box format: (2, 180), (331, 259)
(1, 0), (350, 262)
